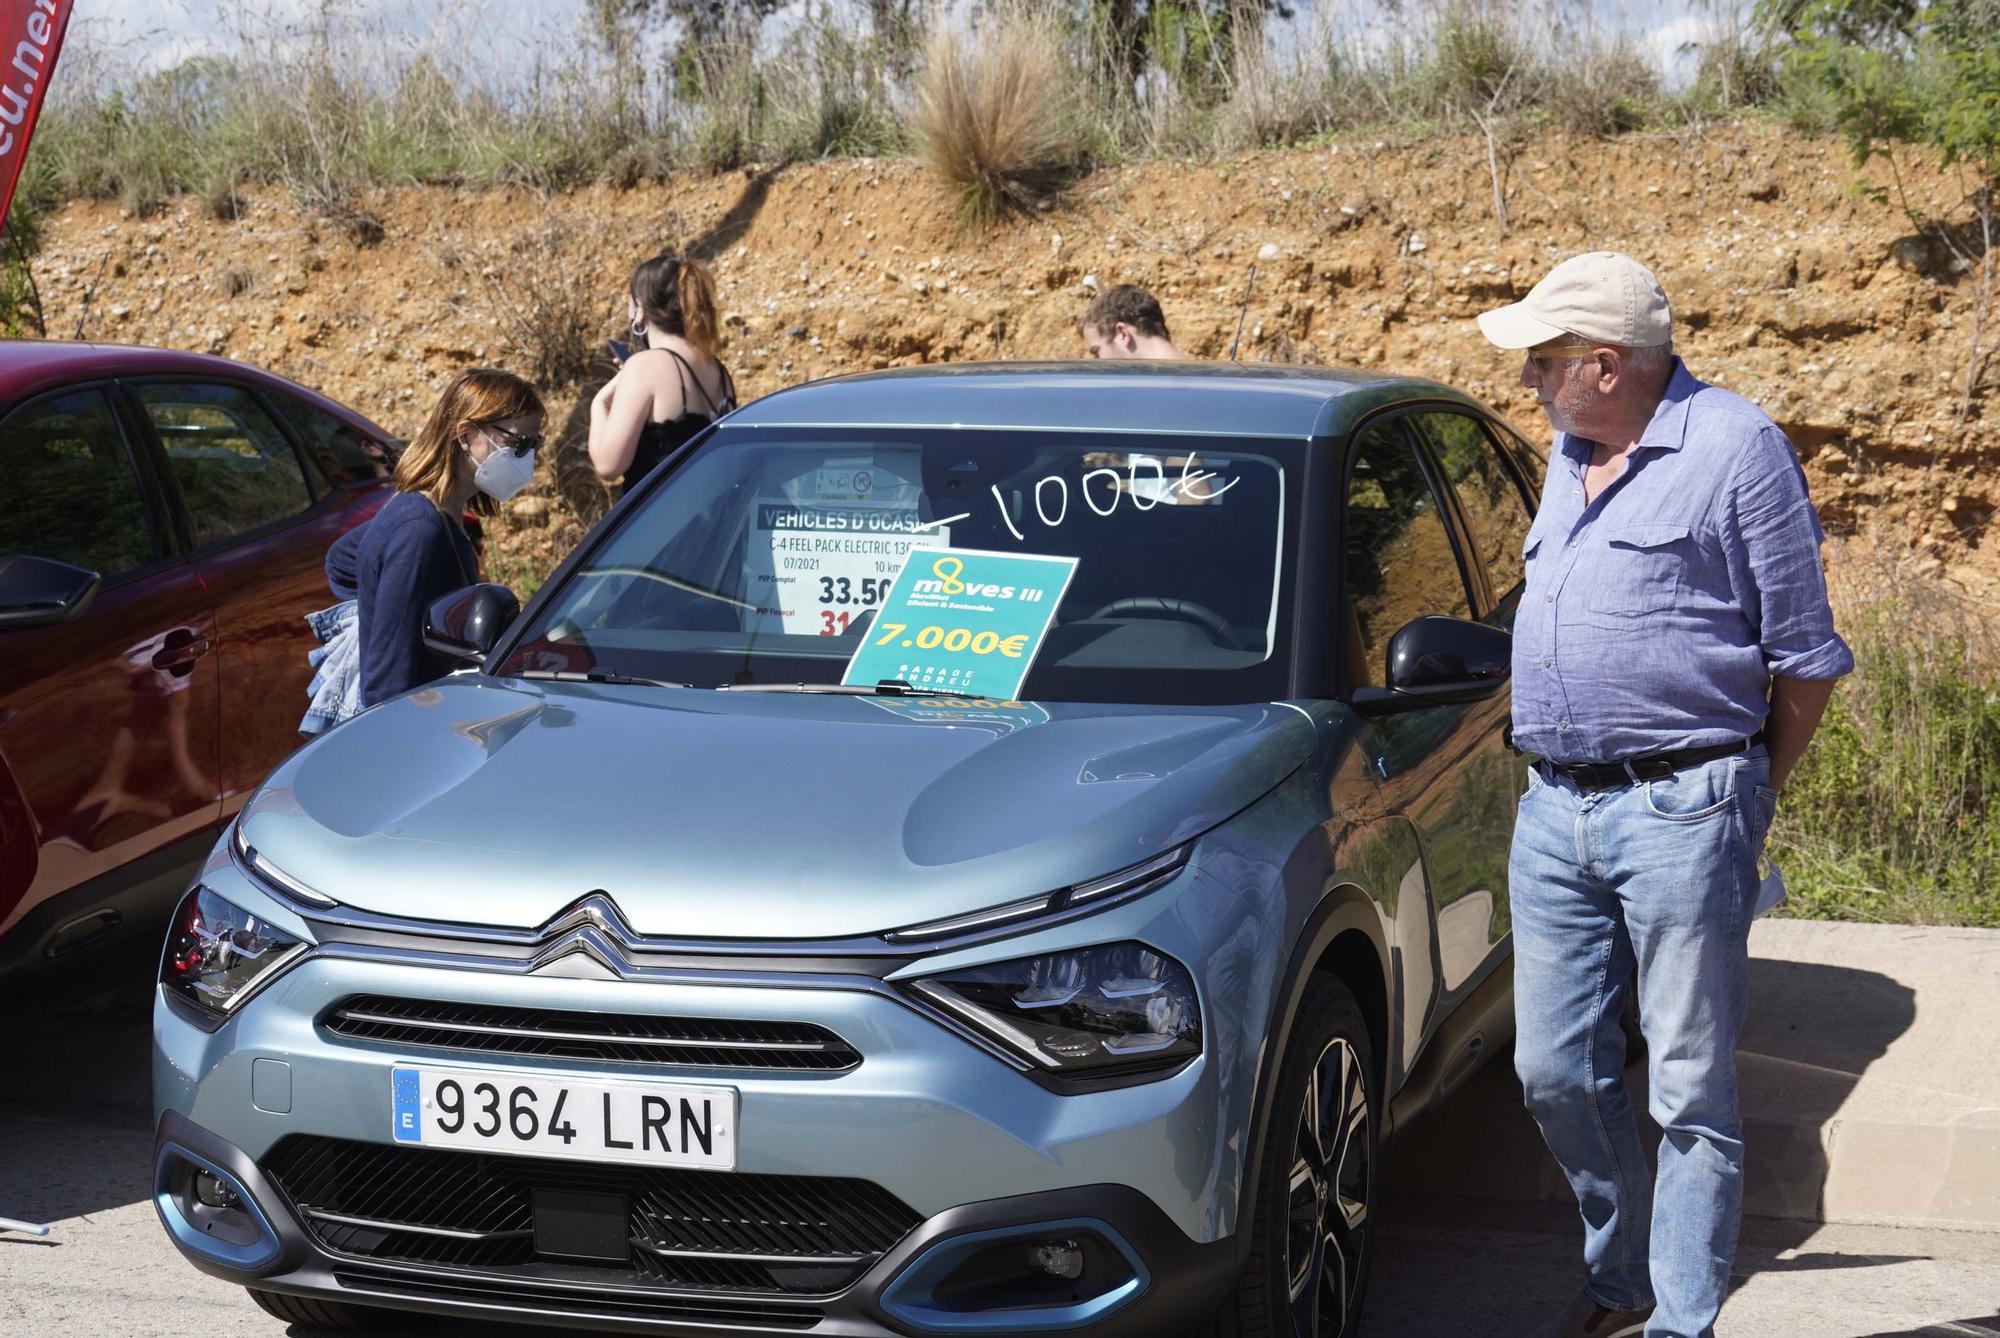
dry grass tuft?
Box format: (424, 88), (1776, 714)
(1542, 37), (1662, 136)
(912, 6), (1081, 227)
(1219, 25), (1341, 152)
(476, 209), (604, 391)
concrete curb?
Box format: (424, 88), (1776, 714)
(1385, 919), (2000, 1231)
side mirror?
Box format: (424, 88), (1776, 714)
(1352, 615), (1511, 715)
(0, 554), (102, 629)
(423, 583), (520, 666)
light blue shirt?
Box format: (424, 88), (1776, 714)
(1512, 360), (1853, 764)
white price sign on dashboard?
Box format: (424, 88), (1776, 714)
(744, 502), (949, 637)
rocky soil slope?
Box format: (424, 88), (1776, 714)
(27, 123), (1998, 599)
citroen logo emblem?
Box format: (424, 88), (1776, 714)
(529, 893), (636, 974)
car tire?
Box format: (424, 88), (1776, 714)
(245, 1288), (399, 1330)
(1196, 972), (1378, 1338)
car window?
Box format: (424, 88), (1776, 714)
(270, 389), (394, 485)
(0, 387), (156, 577)
(1342, 420), (1472, 690)
(496, 427), (1303, 706)
(1412, 410), (1537, 604)
(134, 382), (313, 547)
(1495, 419), (1549, 472)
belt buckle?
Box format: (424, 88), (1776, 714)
(1633, 755), (1677, 783)
(1577, 763), (1616, 789)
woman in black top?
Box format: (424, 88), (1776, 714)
(588, 251), (736, 486)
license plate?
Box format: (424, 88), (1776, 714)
(391, 1066), (736, 1169)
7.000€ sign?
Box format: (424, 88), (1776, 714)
(871, 622), (1030, 658)
(843, 547), (1077, 699)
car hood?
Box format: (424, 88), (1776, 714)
(239, 678), (1314, 940)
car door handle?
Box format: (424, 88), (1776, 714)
(152, 635), (213, 671)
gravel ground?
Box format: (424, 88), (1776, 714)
(3, 959), (1995, 1337)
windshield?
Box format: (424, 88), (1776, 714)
(497, 427), (1303, 705)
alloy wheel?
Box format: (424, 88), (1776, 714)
(1284, 1035), (1370, 1337)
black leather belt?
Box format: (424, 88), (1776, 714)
(1543, 731), (1765, 792)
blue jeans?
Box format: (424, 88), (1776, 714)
(1510, 749), (1777, 1338)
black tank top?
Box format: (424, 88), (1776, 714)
(624, 348), (736, 486)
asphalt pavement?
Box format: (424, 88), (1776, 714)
(3, 944), (1996, 1337)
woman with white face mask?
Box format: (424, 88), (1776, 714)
(323, 367), (546, 710)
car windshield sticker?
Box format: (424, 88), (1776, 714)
(842, 547), (1078, 699)
(740, 452), (950, 637)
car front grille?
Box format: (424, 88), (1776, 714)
(321, 995), (861, 1072)
(264, 1135), (921, 1297)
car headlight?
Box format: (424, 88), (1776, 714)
(161, 886), (305, 1018)
(909, 942), (1201, 1076)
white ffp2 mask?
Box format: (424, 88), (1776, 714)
(473, 446), (536, 502)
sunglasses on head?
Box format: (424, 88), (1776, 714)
(482, 423), (543, 456)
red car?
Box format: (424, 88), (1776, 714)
(0, 342), (399, 983)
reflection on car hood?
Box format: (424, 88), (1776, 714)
(237, 678), (1314, 939)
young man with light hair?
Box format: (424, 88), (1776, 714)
(1078, 284), (1187, 360)
(1477, 252), (1851, 1338)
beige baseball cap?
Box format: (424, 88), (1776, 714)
(1476, 251), (1672, 350)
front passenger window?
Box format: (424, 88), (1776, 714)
(135, 382), (313, 547)
(1342, 423), (1471, 689)
(1413, 411), (1536, 604)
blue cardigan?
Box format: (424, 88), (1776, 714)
(326, 492), (479, 708)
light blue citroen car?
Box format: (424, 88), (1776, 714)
(153, 362), (1542, 1337)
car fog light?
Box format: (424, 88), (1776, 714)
(909, 942), (1201, 1077)
(161, 886), (305, 1019)
(192, 1170), (240, 1210)
(1030, 1239), (1084, 1280)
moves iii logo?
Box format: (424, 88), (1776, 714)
(909, 556), (1044, 602)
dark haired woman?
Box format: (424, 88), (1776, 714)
(588, 252), (736, 485)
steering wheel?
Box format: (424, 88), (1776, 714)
(1082, 596), (1240, 649)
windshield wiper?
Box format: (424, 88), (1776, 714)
(515, 669), (689, 689)
(718, 679), (978, 700)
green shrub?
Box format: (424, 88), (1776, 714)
(1772, 576), (2000, 927)
(764, 19), (907, 163)
(1541, 38), (1660, 136)
(1418, 6), (1537, 116)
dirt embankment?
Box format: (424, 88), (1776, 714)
(27, 123), (1999, 598)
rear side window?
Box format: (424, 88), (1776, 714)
(134, 382), (313, 547)
(0, 387), (155, 577)
(271, 389), (394, 485)
(1412, 410), (1536, 604)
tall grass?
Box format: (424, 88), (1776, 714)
(20, 0), (1811, 224)
(33, 30), (636, 219)
(1773, 558), (2000, 928)
(28, 0), (904, 218)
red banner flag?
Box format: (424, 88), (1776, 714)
(0, 0), (71, 234)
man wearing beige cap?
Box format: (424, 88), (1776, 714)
(1477, 253), (1850, 1338)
